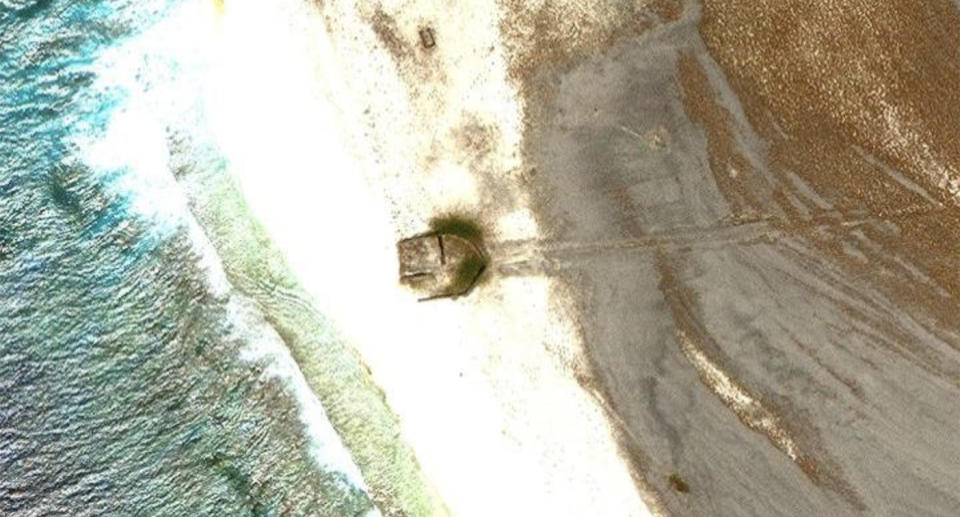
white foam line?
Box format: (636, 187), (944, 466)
(74, 0), (656, 514)
(69, 0), (380, 501)
(228, 296), (371, 491)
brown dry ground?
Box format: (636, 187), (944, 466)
(502, 0), (960, 515)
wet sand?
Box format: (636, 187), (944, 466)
(511, 1), (960, 515)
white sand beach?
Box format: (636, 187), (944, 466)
(76, 0), (960, 515)
(203, 0), (655, 515)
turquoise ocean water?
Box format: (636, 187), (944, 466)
(0, 1), (386, 515)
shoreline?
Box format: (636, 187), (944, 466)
(183, 164), (437, 516)
(74, 0), (442, 514)
(67, 1), (391, 513)
(203, 1), (656, 516)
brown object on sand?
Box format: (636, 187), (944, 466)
(398, 232), (485, 300)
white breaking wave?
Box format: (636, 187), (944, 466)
(228, 295), (371, 492)
(69, 0), (658, 514)
(67, 0), (378, 503)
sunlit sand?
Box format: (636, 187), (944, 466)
(204, 0), (652, 515)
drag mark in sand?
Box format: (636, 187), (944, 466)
(655, 254), (866, 511)
(491, 203), (949, 276)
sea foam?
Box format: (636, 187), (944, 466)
(67, 0), (377, 501)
